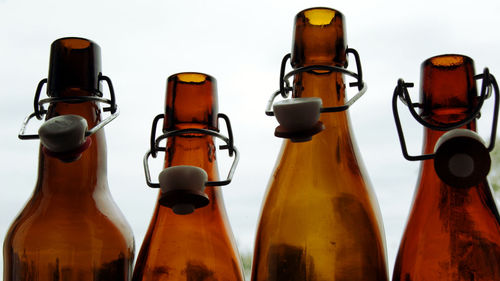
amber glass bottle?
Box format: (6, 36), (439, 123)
(392, 55), (500, 281)
(132, 73), (244, 281)
(3, 38), (135, 280)
(251, 8), (388, 281)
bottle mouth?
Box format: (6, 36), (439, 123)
(57, 37), (93, 50)
(169, 72), (215, 84)
(426, 54), (472, 68)
(302, 7), (338, 26)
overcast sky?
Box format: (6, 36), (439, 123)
(2, 0), (500, 276)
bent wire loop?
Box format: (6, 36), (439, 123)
(392, 68), (499, 161)
(18, 74), (119, 140)
(265, 48), (367, 116)
(143, 113), (239, 188)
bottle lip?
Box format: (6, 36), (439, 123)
(297, 7), (343, 17)
(296, 7), (343, 26)
(422, 54), (474, 69)
(52, 37), (97, 49)
(167, 72), (216, 84)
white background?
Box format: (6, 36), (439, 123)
(1, 0), (500, 277)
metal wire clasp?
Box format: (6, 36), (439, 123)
(143, 113), (239, 188)
(392, 68), (499, 162)
(18, 74), (119, 140)
(265, 48), (367, 116)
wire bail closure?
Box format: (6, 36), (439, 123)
(143, 113), (239, 214)
(392, 68), (499, 187)
(265, 48), (367, 141)
(18, 75), (119, 162)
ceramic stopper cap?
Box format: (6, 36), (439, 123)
(273, 97), (322, 132)
(39, 115), (88, 153)
(434, 129), (490, 188)
(158, 165), (209, 215)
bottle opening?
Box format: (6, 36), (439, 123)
(429, 55), (465, 68)
(303, 8), (336, 25)
(59, 37), (92, 50)
(177, 73), (208, 83)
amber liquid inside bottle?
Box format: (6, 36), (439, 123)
(3, 38), (134, 281)
(392, 55), (500, 281)
(251, 8), (388, 281)
(132, 73), (244, 281)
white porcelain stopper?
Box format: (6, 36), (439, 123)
(273, 97), (322, 132)
(158, 165), (209, 215)
(434, 129), (490, 188)
(38, 115), (88, 153)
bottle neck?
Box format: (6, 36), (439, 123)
(286, 7), (353, 153)
(36, 97), (107, 195)
(417, 54), (480, 189)
(162, 133), (222, 207)
(165, 134), (217, 176)
(293, 71), (351, 141)
(155, 72), (227, 216)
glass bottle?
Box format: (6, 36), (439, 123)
(3, 38), (135, 280)
(392, 54), (500, 281)
(252, 8), (389, 281)
(132, 72), (244, 281)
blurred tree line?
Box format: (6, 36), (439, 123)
(241, 251), (252, 279)
(488, 139), (500, 194)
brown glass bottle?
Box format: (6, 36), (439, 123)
(3, 38), (135, 281)
(251, 8), (388, 281)
(392, 55), (500, 281)
(132, 73), (244, 281)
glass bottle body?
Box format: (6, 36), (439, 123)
(4, 100), (134, 281)
(132, 73), (244, 281)
(252, 8), (388, 279)
(252, 69), (388, 281)
(393, 55), (500, 281)
(3, 38), (135, 281)
(393, 126), (500, 281)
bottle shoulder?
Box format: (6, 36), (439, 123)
(4, 187), (134, 250)
(252, 126), (388, 281)
(403, 178), (500, 236)
(264, 127), (377, 210)
(139, 192), (238, 253)
(133, 190), (243, 281)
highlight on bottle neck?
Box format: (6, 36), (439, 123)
(18, 37), (119, 163)
(291, 7), (347, 68)
(265, 7), (366, 142)
(392, 54), (500, 188)
(164, 72), (218, 131)
(144, 72), (239, 215)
